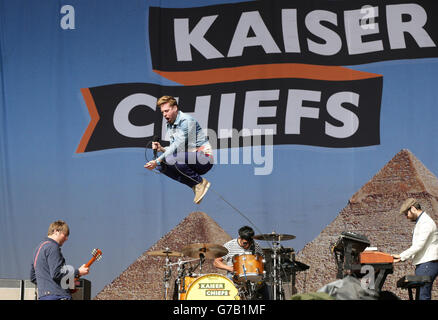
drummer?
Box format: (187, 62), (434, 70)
(213, 226), (264, 279)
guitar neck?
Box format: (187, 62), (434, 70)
(84, 256), (97, 268)
(75, 253), (100, 280)
(72, 249), (102, 288)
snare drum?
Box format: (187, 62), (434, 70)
(232, 254), (264, 283)
(185, 274), (240, 300)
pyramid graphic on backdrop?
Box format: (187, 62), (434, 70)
(94, 211), (232, 300)
(295, 149), (438, 300)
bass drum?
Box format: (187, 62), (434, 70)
(178, 276), (198, 300)
(185, 274), (240, 300)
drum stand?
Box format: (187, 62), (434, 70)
(246, 281), (259, 300)
(254, 232), (301, 300)
(162, 254), (198, 300)
(175, 256), (203, 299)
(238, 269), (256, 300)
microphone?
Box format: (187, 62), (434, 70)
(152, 135), (158, 159)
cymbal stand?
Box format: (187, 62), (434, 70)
(176, 258), (186, 299)
(287, 250), (297, 296)
(271, 240), (285, 300)
(272, 241), (278, 300)
(162, 250), (172, 300)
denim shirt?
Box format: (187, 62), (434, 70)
(157, 111), (211, 162)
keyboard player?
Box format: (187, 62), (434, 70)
(391, 198), (438, 300)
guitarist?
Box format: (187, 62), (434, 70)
(30, 220), (89, 300)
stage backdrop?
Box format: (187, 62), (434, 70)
(1, 0), (438, 298)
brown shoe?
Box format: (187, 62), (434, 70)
(193, 178), (211, 204)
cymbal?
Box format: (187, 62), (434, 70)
(254, 232), (296, 241)
(147, 249), (183, 257)
(182, 243), (228, 259)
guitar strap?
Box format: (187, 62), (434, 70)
(33, 241), (51, 268)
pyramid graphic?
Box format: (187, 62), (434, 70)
(295, 149), (438, 299)
(94, 211), (232, 300)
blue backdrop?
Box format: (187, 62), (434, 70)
(1, 0), (438, 298)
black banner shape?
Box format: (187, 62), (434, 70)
(77, 76), (382, 153)
(149, 0), (438, 72)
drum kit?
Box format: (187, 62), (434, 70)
(147, 232), (309, 300)
(254, 232), (309, 300)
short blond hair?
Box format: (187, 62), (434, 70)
(48, 220), (70, 236)
(157, 95), (178, 108)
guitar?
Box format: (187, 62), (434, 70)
(70, 248), (102, 292)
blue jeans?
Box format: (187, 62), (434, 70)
(415, 260), (438, 300)
(159, 152), (213, 188)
